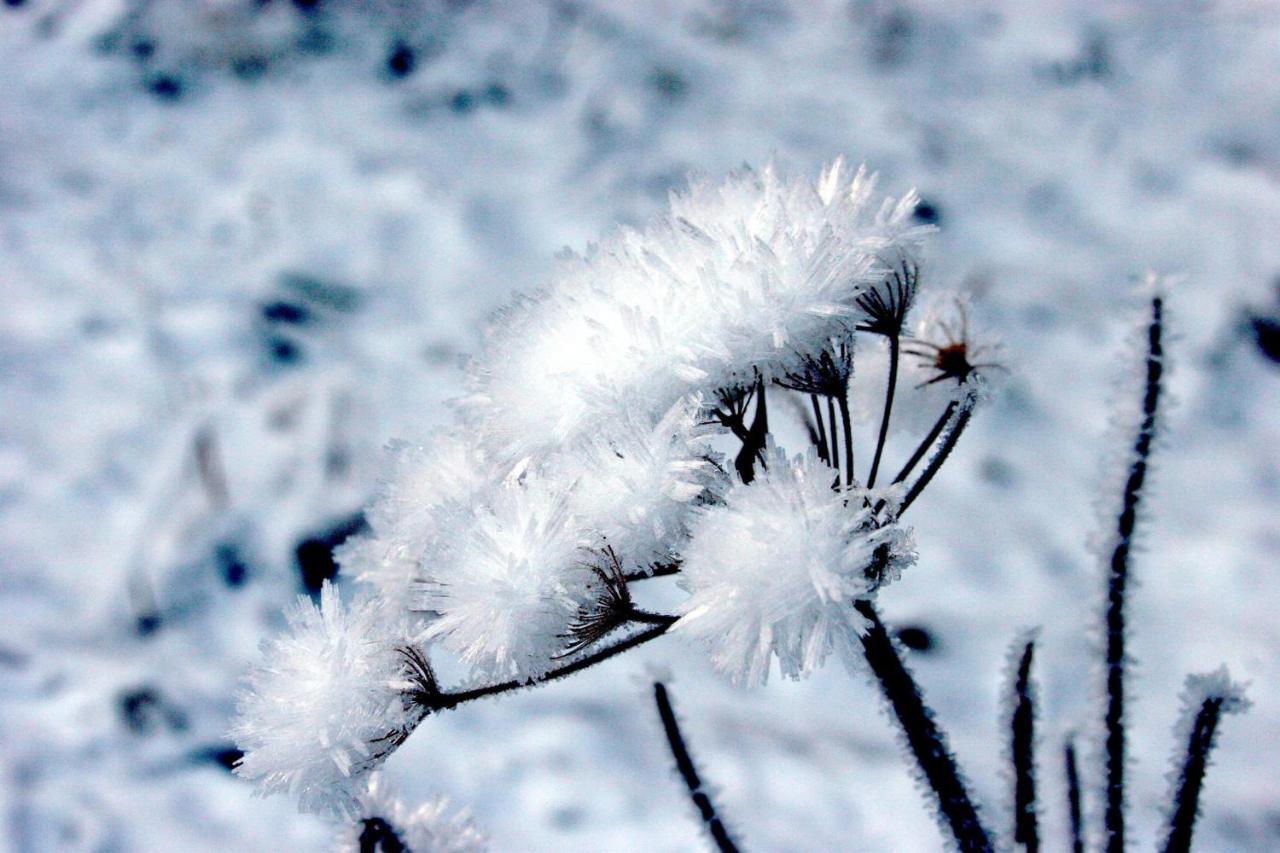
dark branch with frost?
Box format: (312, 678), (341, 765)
(1063, 737), (1084, 853)
(1159, 671), (1250, 853)
(1102, 295), (1165, 853)
(358, 817), (408, 853)
(652, 682), (741, 853)
(854, 599), (994, 853)
(1007, 637), (1039, 853)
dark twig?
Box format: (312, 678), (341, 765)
(653, 682), (741, 853)
(891, 400), (956, 488)
(867, 332), (900, 488)
(1009, 638), (1039, 852)
(855, 599), (994, 853)
(358, 817), (408, 853)
(811, 394), (830, 463)
(898, 392), (975, 516)
(624, 562), (682, 583)
(1064, 738), (1084, 853)
(735, 376), (769, 484)
(1102, 295), (1165, 853)
(1160, 675), (1248, 853)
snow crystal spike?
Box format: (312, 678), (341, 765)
(1063, 738), (1084, 853)
(855, 599), (994, 853)
(1007, 637), (1039, 852)
(652, 682), (741, 853)
(1159, 671), (1249, 853)
(1101, 294), (1165, 853)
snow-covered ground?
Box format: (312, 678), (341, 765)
(2, 1), (1278, 850)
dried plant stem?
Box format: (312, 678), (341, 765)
(866, 333), (900, 488)
(358, 817), (408, 853)
(838, 391), (855, 490)
(1064, 738), (1084, 853)
(892, 400), (956, 488)
(1160, 696), (1228, 853)
(1103, 296), (1164, 853)
(811, 394), (830, 463)
(653, 682), (741, 853)
(427, 618), (676, 711)
(1009, 639), (1039, 852)
(898, 393), (974, 516)
(855, 599), (994, 853)
(827, 396), (840, 481)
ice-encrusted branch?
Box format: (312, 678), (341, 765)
(1158, 669), (1249, 853)
(1005, 634), (1039, 852)
(854, 599), (994, 853)
(1100, 293), (1165, 853)
(897, 386), (978, 516)
(652, 682), (741, 853)
(1063, 737), (1084, 853)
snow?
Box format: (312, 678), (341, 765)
(3, 1), (1279, 850)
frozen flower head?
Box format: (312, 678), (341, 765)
(339, 431), (492, 598)
(413, 474), (593, 680)
(465, 158), (930, 459)
(675, 448), (916, 686)
(564, 396), (727, 573)
(333, 773), (486, 853)
(904, 291), (1006, 391)
(232, 584), (424, 816)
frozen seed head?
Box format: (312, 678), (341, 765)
(563, 396), (727, 573)
(776, 334), (854, 398)
(903, 291), (1006, 389)
(232, 583), (422, 816)
(675, 447), (916, 686)
(339, 431), (493, 598)
(857, 255), (920, 337)
(464, 158), (930, 459)
(333, 773), (487, 853)
(412, 476), (594, 681)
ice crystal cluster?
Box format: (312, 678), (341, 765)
(233, 158), (995, 824)
(332, 774), (486, 853)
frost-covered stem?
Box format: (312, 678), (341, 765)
(1103, 295), (1165, 853)
(653, 682), (741, 853)
(892, 400), (956, 488)
(1009, 639), (1039, 852)
(827, 395), (840, 480)
(866, 333), (900, 488)
(854, 599), (994, 853)
(838, 391), (855, 490)
(1064, 738), (1084, 853)
(898, 393), (975, 516)
(811, 394), (831, 463)
(624, 563), (682, 583)
(428, 619), (676, 710)
(358, 817), (408, 853)
(628, 608), (677, 626)
(1160, 696), (1227, 853)
(735, 377), (769, 484)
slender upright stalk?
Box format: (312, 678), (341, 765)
(855, 599), (994, 853)
(892, 400), (956, 487)
(1064, 738), (1084, 853)
(1102, 296), (1165, 853)
(837, 391), (855, 490)
(428, 619), (675, 710)
(735, 377), (769, 484)
(811, 394), (830, 463)
(898, 393), (975, 516)
(867, 333), (900, 488)
(1008, 639), (1039, 852)
(653, 682), (741, 853)
(1160, 696), (1224, 853)
(827, 396), (840, 481)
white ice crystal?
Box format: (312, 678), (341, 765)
(339, 430), (494, 598)
(561, 395), (727, 573)
(464, 158), (930, 459)
(333, 773), (487, 853)
(412, 475), (594, 680)
(232, 583), (421, 816)
(675, 447), (916, 686)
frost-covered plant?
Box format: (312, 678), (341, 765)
(332, 773), (486, 853)
(231, 161), (1244, 851)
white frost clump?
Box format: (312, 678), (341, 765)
(338, 430), (493, 598)
(232, 583), (418, 816)
(563, 396), (726, 573)
(333, 773), (487, 853)
(412, 476), (593, 680)
(465, 158), (929, 459)
(675, 448), (916, 686)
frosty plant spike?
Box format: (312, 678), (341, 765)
(231, 165), (1244, 852)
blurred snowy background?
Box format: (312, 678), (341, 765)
(2, 1), (1278, 850)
